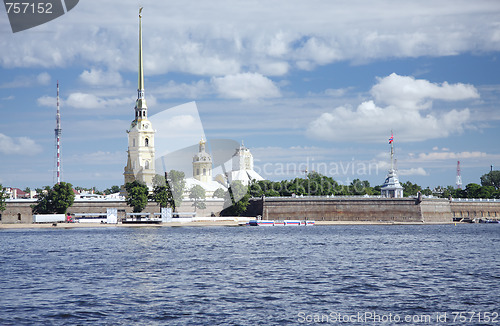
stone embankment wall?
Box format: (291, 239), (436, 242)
(450, 200), (500, 220)
(0, 199), (225, 224)
(248, 197), (457, 223)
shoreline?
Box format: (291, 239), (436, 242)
(0, 220), (457, 229)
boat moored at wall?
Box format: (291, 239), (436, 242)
(247, 220), (314, 226)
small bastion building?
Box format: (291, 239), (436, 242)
(380, 134), (403, 198)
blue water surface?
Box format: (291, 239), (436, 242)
(1, 224), (499, 325)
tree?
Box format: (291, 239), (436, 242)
(51, 183), (75, 213)
(189, 185), (206, 211)
(220, 181), (250, 216)
(0, 184), (7, 212)
(32, 182), (75, 214)
(421, 187), (433, 196)
(465, 183), (482, 199)
(167, 170), (186, 211)
(153, 174), (167, 187)
(402, 181), (422, 197)
(104, 185), (121, 195)
(151, 185), (174, 210)
(213, 188), (226, 198)
(125, 181), (149, 213)
(480, 170), (500, 190)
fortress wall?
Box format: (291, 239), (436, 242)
(450, 201), (500, 220)
(0, 201), (34, 223)
(253, 197), (454, 223)
(260, 197), (424, 222)
(1, 199), (225, 224)
(420, 199), (454, 223)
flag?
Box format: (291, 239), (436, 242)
(389, 134), (394, 144)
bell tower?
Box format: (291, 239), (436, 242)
(124, 7), (155, 189)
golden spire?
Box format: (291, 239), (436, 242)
(138, 7), (144, 97)
(134, 7), (147, 121)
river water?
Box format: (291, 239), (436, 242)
(1, 224), (499, 325)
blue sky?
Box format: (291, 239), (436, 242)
(1, 0), (499, 190)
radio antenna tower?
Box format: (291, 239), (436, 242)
(54, 81), (62, 184)
(456, 160), (462, 189)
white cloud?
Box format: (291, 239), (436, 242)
(2, 1), (496, 76)
(66, 93), (102, 109)
(0, 72), (51, 88)
(294, 37), (341, 68)
(415, 151), (488, 161)
(0, 133), (42, 155)
(65, 92), (132, 109)
(257, 61), (290, 76)
(371, 73), (479, 110)
(398, 167), (429, 176)
(37, 95), (58, 107)
(152, 80), (211, 99)
(79, 68), (123, 86)
(212, 73), (281, 100)
(36, 72), (51, 85)
(306, 74), (477, 143)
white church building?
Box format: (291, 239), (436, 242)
(226, 142), (264, 185)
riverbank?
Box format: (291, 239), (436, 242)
(0, 220), (457, 229)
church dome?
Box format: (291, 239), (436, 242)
(193, 137), (212, 163)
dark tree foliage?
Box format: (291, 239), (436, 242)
(32, 182), (75, 214)
(480, 170), (500, 190)
(402, 181), (422, 197)
(103, 185), (121, 195)
(0, 184), (7, 212)
(151, 185), (174, 210)
(125, 181), (149, 213)
(220, 181), (250, 216)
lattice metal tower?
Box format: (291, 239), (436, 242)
(456, 160), (462, 189)
(54, 81), (62, 184)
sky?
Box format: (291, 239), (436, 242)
(1, 0), (500, 191)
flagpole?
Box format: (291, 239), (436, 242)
(390, 131), (394, 171)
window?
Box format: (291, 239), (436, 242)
(145, 138), (149, 147)
(0, 213), (2, 221)
(197, 169), (200, 175)
(17, 213), (21, 221)
(203, 168), (206, 176)
(133, 139), (136, 147)
(145, 161), (150, 169)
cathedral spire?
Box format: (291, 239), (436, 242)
(138, 7), (144, 98)
(135, 7), (147, 120)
